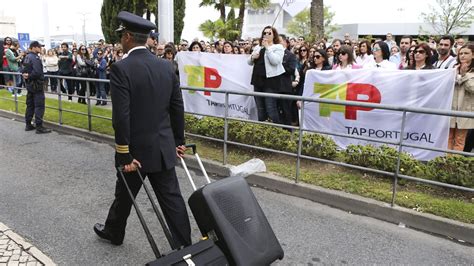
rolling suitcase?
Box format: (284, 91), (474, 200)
(116, 166), (228, 266)
(182, 144), (284, 266)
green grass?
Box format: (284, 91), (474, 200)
(1, 89), (473, 223)
(0, 90), (113, 135)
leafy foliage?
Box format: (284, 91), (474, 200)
(100, 0), (186, 44)
(419, 0), (474, 35)
(342, 144), (426, 177)
(426, 156), (474, 188)
(198, 0), (269, 41)
(287, 6), (339, 40)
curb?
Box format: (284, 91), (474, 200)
(1, 109), (473, 244)
(0, 222), (56, 266)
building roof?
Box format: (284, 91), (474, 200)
(333, 22), (474, 39)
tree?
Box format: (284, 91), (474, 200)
(100, 0), (186, 44)
(101, 0), (135, 44)
(287, 6), (339, 41)
(310, 0), (324, 41)
(199, 9), (240, 41)
(420, 0), (474, 35)
(174, 0), (186, 43)
(198, 0), (269, 40)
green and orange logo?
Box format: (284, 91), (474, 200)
(184, 65), (222, 96)
(314, 83), (381, 120)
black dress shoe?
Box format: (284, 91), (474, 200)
(36, 126), (51, 134)
(93, 223), (123, 245)
(25, 124), (36, 131)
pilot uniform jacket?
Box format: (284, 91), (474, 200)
(110, 47), (185, 173)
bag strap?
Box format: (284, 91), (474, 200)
(444, 57), (456, 69)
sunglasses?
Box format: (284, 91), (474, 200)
(98, 53), (103, 55)
(263, 31), (272, 35)
(314, 55), (321, 59)
(300, 49), (307, 52)
(414, 50), (426, 54)
(339, 52), (348, 56)
(80, 48), (86, 50)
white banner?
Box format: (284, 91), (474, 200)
(302, 69), (456, 161)
(176, 52), (258, 120)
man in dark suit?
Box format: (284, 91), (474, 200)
(279, 35), (297, 126)
(94, 11), (191, 247)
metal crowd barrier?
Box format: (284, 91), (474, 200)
(1, 71), (473, 206)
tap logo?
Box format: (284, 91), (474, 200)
(314, 83), (381, 120)
(184, 65), (222, 96)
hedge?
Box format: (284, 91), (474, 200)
(184, 115), (473, 188)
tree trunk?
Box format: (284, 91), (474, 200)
(135, 0), (146, 16)
(310, 0), (324, 40)
(237, 0), (246, 39)
(219, 2), (226, 21)
(146, 9), (151, 21)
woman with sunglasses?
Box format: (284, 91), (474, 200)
(75, 45), (93, 104)
(449, 43), (474, 151)
(356, 40), (375, 68)
(44, 49), (59, 92)
(332, 45), (361, 70)
(406, 43), (434, 70)
(368, 41), (397, 69)
(295, 49), (331, 111)
(405, 45), (417, 69)
(248, 25), (285, 124)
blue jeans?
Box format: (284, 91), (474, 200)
(254, 87), (281, 124)
(12, 73), (22, 95)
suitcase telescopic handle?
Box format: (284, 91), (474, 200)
(185, 143), (197, 154)
(184, 144), (211, 184)
(117, 166), (179, 255)
(117, 166), (162, 258)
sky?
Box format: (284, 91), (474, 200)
(1, 0), (436, 41)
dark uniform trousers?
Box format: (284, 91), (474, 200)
(104, 166), (192, 247)
(25, 90), (45, 126)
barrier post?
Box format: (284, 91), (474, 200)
(223, 92), (229, 165)
(86, 81), (92, 131)
(391, 111), (407, 206)
(57, 78), (63, 125)
(296, 101), (305, 183)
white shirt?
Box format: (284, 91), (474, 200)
(434, 55), (457, 69)
(366, 59), (398, 69)
(122, 46), (147, 59)
(356, 54), (375, 67)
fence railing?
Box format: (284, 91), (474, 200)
(1, 71), (473, 205)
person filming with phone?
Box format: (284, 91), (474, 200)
(248, 26), (285, 124)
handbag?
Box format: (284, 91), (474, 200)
(77, 66), (88, 77)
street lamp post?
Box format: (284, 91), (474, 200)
(78, 12), (90, 46)
(158, 0), (174, 43)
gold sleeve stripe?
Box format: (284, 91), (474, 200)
(115, 144), (129, 153)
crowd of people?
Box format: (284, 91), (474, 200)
(1, 28), (473, 151)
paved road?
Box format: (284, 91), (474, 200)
(0, 116), (472, 265)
